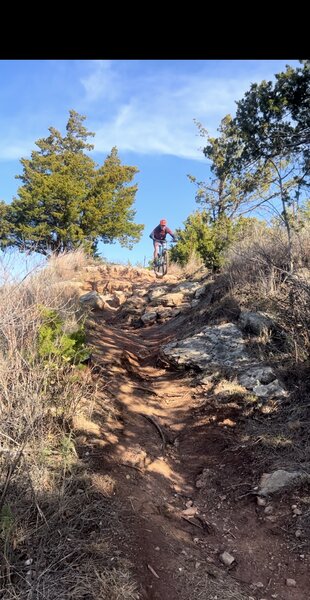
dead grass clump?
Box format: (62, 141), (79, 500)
(226, 225), (310, 293)
(225, 226), (310, 363)
(46, 248), (100, 281)
(295, 222), (310, 269)
(166, 261), (184, 278)
(208, 294), (241, 324)
(80, 566), (140, 600)
(226, 227), (288, 295)
(180, 566), (249, 600)
(0, 477), (139, 600)
(181, 251), (205, 277)
(168, 252), (206, 279)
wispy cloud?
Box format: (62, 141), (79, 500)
(0, 60), (299, 163)
(0, 138), (35, 161)
(80, 60), (120, 101)
(90, 68), (257, 159)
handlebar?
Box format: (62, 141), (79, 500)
(154, 239), (177, 244)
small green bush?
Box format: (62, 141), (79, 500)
(38, 307), (90, 365)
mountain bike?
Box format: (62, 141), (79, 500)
(153, 240), (170, 278)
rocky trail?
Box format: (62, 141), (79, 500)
(75, 265), (309, 600)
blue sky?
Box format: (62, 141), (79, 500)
(0, 59), (300, 269)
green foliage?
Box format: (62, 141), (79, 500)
(229, 63), (310, 271)
(189, 117), (271, 223)
(0, 201), (11, 247)
(171, 211), (264, 271)
(2, 111), (143, 256)
(38, 307), (90, 365)
(232, 63), (310, 215)
(190, 64), (309, 272)
(234, 63), (310, 166)
(82, 147), (143, 250)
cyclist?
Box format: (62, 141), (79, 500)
(149, 219), (176, 264)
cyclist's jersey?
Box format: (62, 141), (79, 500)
(150, 225), (174, 241)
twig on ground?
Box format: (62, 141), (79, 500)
(237, 491), (256, 500)
(139, 413), (166, 455)
(181, 516), (204, 530)
(118, 462), (144, 473)
(128, 383), (159, 396)
(147, 564), (160, 578)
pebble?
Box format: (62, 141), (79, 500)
(25, 559), (33, 566)
(295, 529), (302, 537)
(293, 508), (302, 515)
(264, 505), (273, 514)
(219, 551), (235, 566)
(257, 497), (267, 506)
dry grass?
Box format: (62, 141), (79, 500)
(226, 224), (310, 289)
(0, 251), (139, 600)
(45, 248), (100, 281)
(180, 565), (250, 600)
(169, 252), (206, 279)
(182, 251), (205, 276)
(225, 225), (310, 362)
(1, 475), (139, 599)
(166, 261), (184, 278)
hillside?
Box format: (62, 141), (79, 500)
(78, 261), (309, 599)
(1, 256), (309, 600)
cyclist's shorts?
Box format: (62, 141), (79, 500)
(153, 239), (164, 248)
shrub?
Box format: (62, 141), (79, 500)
(38, 306), (90, 364)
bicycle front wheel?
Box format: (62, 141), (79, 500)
(154, 254), (164, 278)
(153, 256), (162, 277)
(162, 250), (168, 276)
(154, 260), (164, 277)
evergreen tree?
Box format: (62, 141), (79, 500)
(189, 117), (270, 223)
(2, 110), (143, 255)
(234, 62), (310, 166)
(232, 62), (310, 270)
(0, 201), (11, 248)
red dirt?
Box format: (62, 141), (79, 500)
(81, 301), (309, 600)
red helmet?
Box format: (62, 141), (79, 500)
(160, 219), (167, 225)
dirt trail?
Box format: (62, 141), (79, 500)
(82, 306), (309, 600)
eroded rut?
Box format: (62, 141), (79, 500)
(82, 312), (309, 600)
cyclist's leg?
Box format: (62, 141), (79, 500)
(153, 240), (160, 262)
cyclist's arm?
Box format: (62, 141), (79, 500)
(166, 227), (176, 240)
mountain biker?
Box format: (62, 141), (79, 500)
(149, 219), (176, 263)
